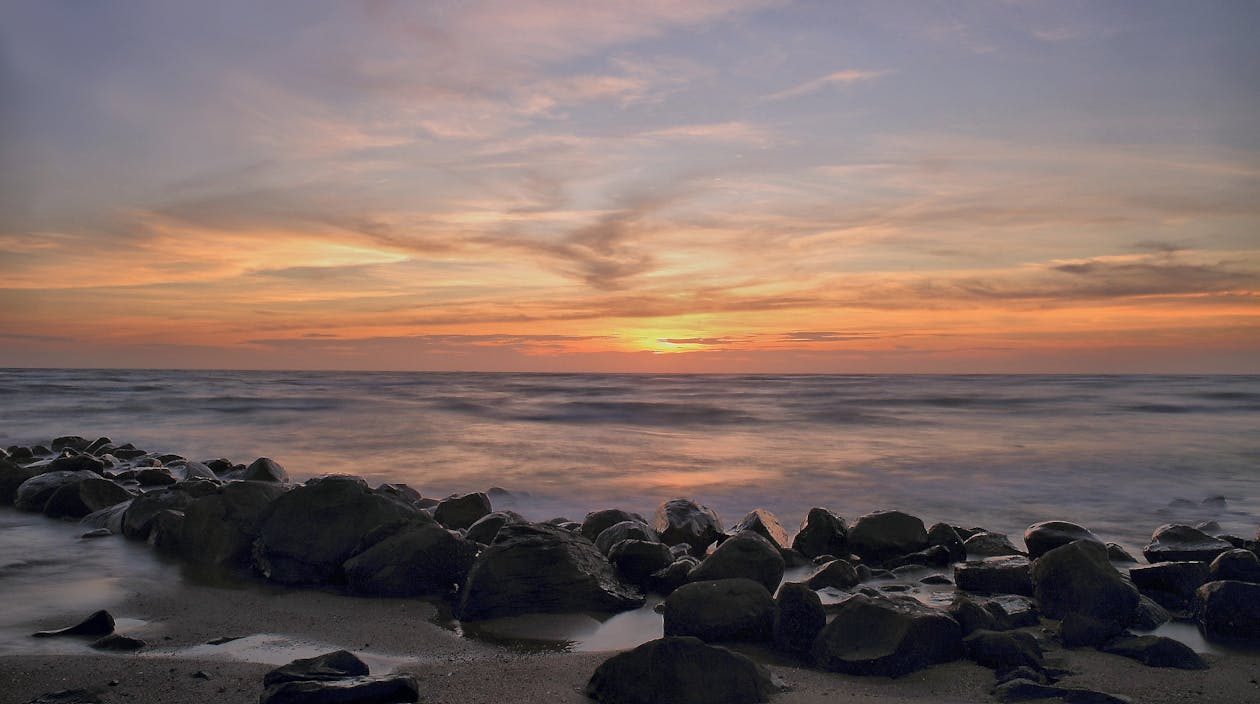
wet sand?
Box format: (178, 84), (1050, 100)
(2, 568), (1258, 704)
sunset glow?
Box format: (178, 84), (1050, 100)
(2, 1), (1257, 372)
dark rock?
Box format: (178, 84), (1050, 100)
(947, 595), (998, 635)
(456, 523), (643, 620)
(920, 574), (953, 585)
(1208, 549), (1260, 583)
(964, 629), (1043, 672)
(80, 501), (131, 534)
(1023, 521), (1103, 560)
(595, 520), (658, 554)
(609, 539), (674, 586)
(1031, 540), (1138, 626)
(925, 522), (966, 562)
(653, 499), (723, 557)
(687, 530), (784, 593)
(581, 509), (646, 542)
(46, 454), (106, 475)
(253, 475), (418, 585)
(259, 675), (419, 704)
(112, 448), (148, 460)
(791, 507), (848, 559)
(85, 437), (112, 454)
(25, 689), (103, 703)
(954, 556), (1033, 595)
(984, 595), (1040, 630)
(778, 547), (810, 568)
(42, 477), (131, 519)
(586, 636), (773, 704)
(51, 436), (90, 452)
(179, 481), (286, 567)
(135, 468), (176, 486)
(147, 509), (185, 552)
(811, 593), (962, 677)
(1106, 543), (1138, 563)
(242, 457), (288, 483)
(1195, 579), (1260, 640)
(993, 679), (1129, 704)
(80, 528), (112, 539)
(262, 650), (370, 686)
(662, 578), (774, 642)
(1128, 561), (1210, 610)
(465, 510), (525, 545)
(176, 461), (219, 482)
(32, 610), (115, 638)
(964, 532), (1024, 557)
(172, 478), (221, 498)
(646, 557), (698, 596)
(732, 509), (790, 549)
(0, 459), (41, 505)
(373, 483), (423, 507)
(884, 545), (952, 569)
(996, 666), (1047, 686)
(1100, 635), (1207, 669)
(344, 523), (476, 596)
(121, 487), (195, 540)
(433, 492), (492, 530)
(847, 510), (928, 564)
(773, 582), (825, 653)
(90, 634), (145, 651)
(1202, 495), (1227, 511)
(1060, 612), (1125, 648)
(804, 558), (860, 590)
(14, 471), (99, 512)
(1143, 524), (1233, 563)
(1131, 594), (1172, 630)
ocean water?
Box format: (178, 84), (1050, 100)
(3, 369), (1258, 552)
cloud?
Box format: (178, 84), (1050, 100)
(658, 337), (732, 345)
(762, 69), (892, 101)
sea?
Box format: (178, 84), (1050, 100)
(2, 369), (1259, 653)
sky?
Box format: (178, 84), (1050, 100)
(1, 0), (1258, 373)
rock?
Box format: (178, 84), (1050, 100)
(252, 475), (419, 585)
(1100, 635), (1207, 669)
(773, 582), (825, 653)
(260, 675), (419, 704)
(465, 510), (525, 545)
(687, 530), (784, 593)
(1060, 612), (1125, 648)
(179, 481), (286, 567)
(176, 461), (219, 482)
(1131, 594), (1172, 630)
(1195, 579), (1260, 640)
(947, 595), (997, 635)
(586, 636), (774, 704)
(344, 523), (476, 596)
(646, 557), (699, 596)
(662, 578), (774, 642)
(811, 593), (963, 677)
(996, 667), (1047, 686)
(804, 558), (860, 590)
(954, 556), (1033, 595)
(263, 650), (370, 686)
(595, 520), (659, 554)
(653, 499), (723, 556)
(374, 482), (424, 507)
(80, 528), (112, 539)
(1128, 561), (1210, 610)
(32, 610), (115, 638)
(80, 501), (131, 534)
(925, 522), (966, 562)
(732, 509), (790, 549)
(983, 595), (1040, 630)
(992, 679), (1129, 704)
(42, 477), (132, 519)
(147, 509), (185, 552)
(791, 507), (848, 559)
(609, 539), (674, 586)
(121, 487), (196, 540)
(90, 634), (145, 651)
(433, 492), (492, 530)
(581, 509), (646, 542)
(46, 454), (106, 475)
(884, 544), (952, 569)
(1106, 543), (1138, 563)
(920, 574), (953, 585)
(1031, 540), (1138, 626)
(0, 459), (41, 505)
(51, 436), (90, 452)
(1143, 524), (1233, 563)
(964, 630), (1043, 672)
(964, 532), (1024, 557)
(1024, 521), (1103, 560)
(847, 510), (928, 564)
(1208, 549), (1260, 583)
(241, 457), (288, 483)
(456, 523), (643, 620)
(25, 688), (103, 703)
(14, 471), (99, 512)
(135, 468), (176, 486)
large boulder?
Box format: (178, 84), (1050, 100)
(926, 522), (966, 563)
(609, 539), (674, 587)
(1195, 580), (1260, 640)
(260, 676), (419, 704)
(1128, 561), (1210, 610)
(1143, 524), (1233, 563)
(773, 582), (825, 654)
(252, 475), (418, 585)
(653, 499), (723, 556)
(963, 630), (1043, 672)
(42, 476), (132, 519)
(946, 595), (997, 636)
(847, 510), (928, 564)
(13, 471), (99, 512)
(963, 532), (1023, 557)
(46, 453), (107, 475)
(263, 650), (369, 685)
(433, 492), (492, 530)
(732, 509), (790, 549)
(954, 556), (1033, 595)
(465, 510), (525, 545)
(1208, 549), (1260, 584)
(343, 523), (476, 597)
(595, 521), (658, 554)
(0, 459), (42, 505)
(581, 509), (646, 542)
(455, 523), (643, 620)
(586, 636), (774, 704)
(662, 578), (774, 642)
(1024, 521), (1103, 560)
(1031, 540), (1138, 626)
(179, 481), (286, 567)
(791, 507), (848, 559)
(241, 457), (288, 483)
(811, 594), (963, 677)
(804, 558), (860, 590)
(687, 530), (784, 593)
(1099, 635), (1207, 669)
(121, 487), (197, 540)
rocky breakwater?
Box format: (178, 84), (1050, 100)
(4, 437), (1260, 704)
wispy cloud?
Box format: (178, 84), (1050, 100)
(762, 69), (892, 101)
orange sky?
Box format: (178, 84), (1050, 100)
(1, 2), (1258, 373)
